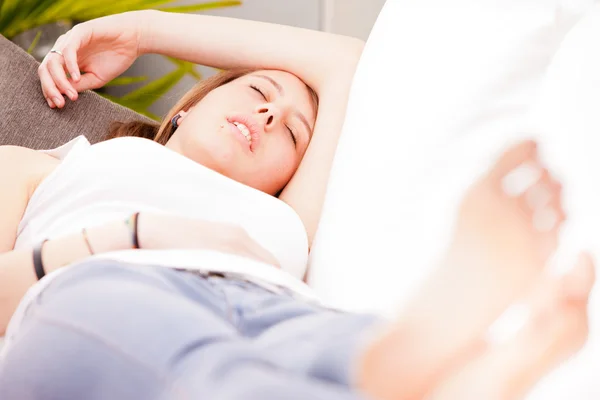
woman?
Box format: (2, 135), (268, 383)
(0, 10), (594, 400)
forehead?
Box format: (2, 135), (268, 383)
(240, 70), (317, 122)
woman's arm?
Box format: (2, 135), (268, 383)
(0, 213), (278, 335)
(0, 147), (125, 333)
(139, 11), (363, 92)
(0, 221), (133, 334)
(0, 146), (90, 333)
(139, 11), (363, 245)
(0, 147), (279, 335)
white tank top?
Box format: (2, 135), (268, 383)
(4, 136), (319, 351)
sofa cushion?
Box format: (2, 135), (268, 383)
(0, 34), (152, 150)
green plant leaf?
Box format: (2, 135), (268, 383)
(20, 0), (47, 19)
(158, 0), (241, 13)
(26, 29), (42, 54)
(3, 0), (47, 35)
(105, 75), (150, 87)
(118, 66), (187, 110)
(2, 0), (58, 37)
(74, 0), (175, 21)
(0, 0), (24, 35)
(97, 91), (161, 120)
(28, 0), (63, 19)
(44, 0), (122, 22)
(165, 57), (202, 80)
(0, 0), (5, 28)
(42, 0), (90, 22)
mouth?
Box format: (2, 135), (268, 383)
(227, 116), (260, 152)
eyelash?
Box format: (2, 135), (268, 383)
(250, 84), (297, 148)
(250, 85), (267, 101)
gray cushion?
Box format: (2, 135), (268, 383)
(0, 34), (152, 149)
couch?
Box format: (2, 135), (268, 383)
(0, 34), (152, 149)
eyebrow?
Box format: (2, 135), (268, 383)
(254, 75), (314, 139)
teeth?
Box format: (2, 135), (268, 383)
(233, 122), (252, 143)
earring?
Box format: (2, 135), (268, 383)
(171, 114), (181, 130)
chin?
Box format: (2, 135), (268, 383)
(189, 139), (238, 169)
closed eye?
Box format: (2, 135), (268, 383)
(251, 84), (297, 148)
(286, 125), (297, 148)
(250, 85), (267, 101)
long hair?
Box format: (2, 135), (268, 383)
(106, 68), (258, 144)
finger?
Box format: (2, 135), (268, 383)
(38, 59), (52, 106)
(563, 253), (596, 301)
(532, 207), (560, 233)
(61, 35), (81, 83)
(523, 169), (552, 209)
(502, 162), (544, 198)
(38, 63), (63, 108)
(47, 56), (78, 102)
(550, 179), (566, 223)
(492, 140), (538, 179)
(71, 72), (105, 92)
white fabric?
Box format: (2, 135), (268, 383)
(15, 136), (310, 283)
(308, 0), (598, 398)
(4, 135), (318, 352)
(522, 6), (600, 398)
(310, 0), (595, 313)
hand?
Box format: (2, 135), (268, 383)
(37, 11), (148, 109)
(137, 212), (281, 268)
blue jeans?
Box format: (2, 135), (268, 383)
(0, 261), (379, 400)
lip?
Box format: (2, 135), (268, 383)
(227, 115), (261, 153)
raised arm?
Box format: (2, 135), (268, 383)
(138, 11), (363, 93)
(40, 11), (363, 245)
(139, 13), (363, 245)
(142, 12), (363, 244)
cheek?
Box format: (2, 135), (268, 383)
(267, 148), (300, 181)
(246, 141), (298, 183)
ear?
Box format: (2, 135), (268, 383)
(176, 110), (190, 126)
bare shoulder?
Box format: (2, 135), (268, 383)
(0, 146), (60, 251)
(0, 145), (61, 195)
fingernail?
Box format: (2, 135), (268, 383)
(68, 90), (77, 100)
(46, 98), (54, 108)
(52, 96), (63, 107)
(73, 72), (80, 81)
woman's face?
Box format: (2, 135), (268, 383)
(166, 70), (317, 195)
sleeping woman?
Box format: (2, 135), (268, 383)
(0, 10), (594, 400)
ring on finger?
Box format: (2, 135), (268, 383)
(49, 49), (64, 57)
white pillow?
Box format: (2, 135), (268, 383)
(309, 0), (597, 397)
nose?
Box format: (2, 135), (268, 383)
(255, 103), (281, 132)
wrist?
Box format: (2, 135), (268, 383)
(136, 10), (161, 56)
(41, 221), (133, 274)
(135, 212), (162, 250)
(86, 220), (134, 254)
(42, 234), (90, 274)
